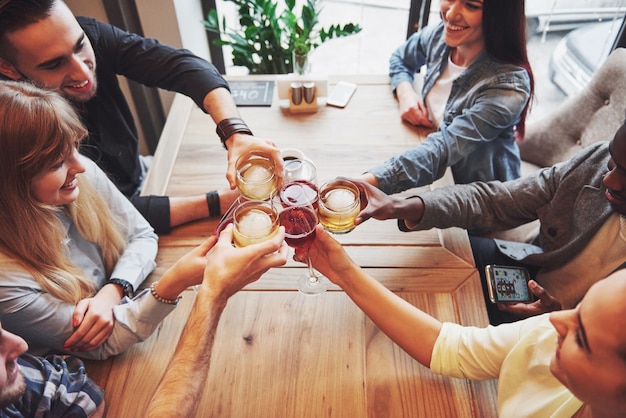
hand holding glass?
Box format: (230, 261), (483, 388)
(236, 150), (279, 200)
(317, 179), (360, 234)
(232, 200), (280, 247)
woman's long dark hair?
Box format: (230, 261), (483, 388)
(482, 0), (534, 141)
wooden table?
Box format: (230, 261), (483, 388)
(84, 75), (497, 417)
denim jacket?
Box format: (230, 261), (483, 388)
(370, 22), (531, 194)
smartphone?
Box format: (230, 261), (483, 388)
(485, 265), (533, 304)
(327, 81), (357, 108)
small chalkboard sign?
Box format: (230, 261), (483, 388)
(228, 80), (275, 107)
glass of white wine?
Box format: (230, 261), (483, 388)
(232, 200), (280, 247)
(317, 179), (360, 234)
(235, 150), (279, 200)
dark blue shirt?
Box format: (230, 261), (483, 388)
(77, 16), (229, 198)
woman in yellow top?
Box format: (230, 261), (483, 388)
(300, 225), (626, 417)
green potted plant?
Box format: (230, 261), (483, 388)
(203, 0), (362, 74)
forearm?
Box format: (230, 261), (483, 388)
(168, 195), (210, 227)
(332, 264), (441, 366)
(146, 285), (227, 417)
(153, 265), (196, 301)
(202, 87), (240, 125)
(109, 236), (157, 290)
(367, 137), (449, 194)
(395, 81), (418, 102)
(202, 88), (260, 154)
(415, 176), (550, 232)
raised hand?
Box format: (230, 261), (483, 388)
(225, 133), (283, 190)
(340, 177), (425, 226)
(294, 224), (356, 288)
(202, 224), (288, 299)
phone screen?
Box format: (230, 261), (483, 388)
(485, 265), (532, 303)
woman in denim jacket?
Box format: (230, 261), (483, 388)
(363, 0), (533, 194)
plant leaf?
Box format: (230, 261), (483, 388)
(204, 0), (361, 74)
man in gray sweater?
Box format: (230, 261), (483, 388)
(353, 120), (626, 324)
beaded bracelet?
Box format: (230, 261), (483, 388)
(215, 117), (253, 149)
(150, 282), (181, 305)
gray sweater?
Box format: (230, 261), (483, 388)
(404, 141), (612, 269)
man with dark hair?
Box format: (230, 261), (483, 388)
(353, 120), (626, 325)
(0, 0), (282, 235)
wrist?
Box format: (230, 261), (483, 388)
(150, 282), (182, 305)
(195, 282), (228, 308)
(361, 172), (378, 188)
(108, 278), (134, 298)
(330, 263), (362, 291)
(152, 269), (188, 301)
(397, 195), (424, 226)
(215, 117), (253, 150)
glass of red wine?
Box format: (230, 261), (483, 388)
(279, 203), (327, 295)
(279, 158), (318, 208)
(279, 179), (319, 209)
(283, 158), (317, 183)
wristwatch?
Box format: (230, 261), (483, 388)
(108, 279), (134, 298)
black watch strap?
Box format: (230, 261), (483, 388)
(108, 279), (134, 298)
(215, 117), (253, 149)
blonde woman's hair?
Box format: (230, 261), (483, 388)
(0, 80), (127, 304)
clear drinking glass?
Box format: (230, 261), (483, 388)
(279, 203), (327, 295)
(317, 179), (361, 234)
(236, 150), (279, 200)
(293, 50), (311, 75)
(232, 200), (280, 247)
(214, 196), (246, 236)
(283, 158), (317, 183)
(279, 158), (319, 209)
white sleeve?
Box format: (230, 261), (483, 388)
(430, 315), (546, 380)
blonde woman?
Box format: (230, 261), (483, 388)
(0, 81), (263, 360)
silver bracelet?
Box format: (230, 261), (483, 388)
(150, 282), (181, 305)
